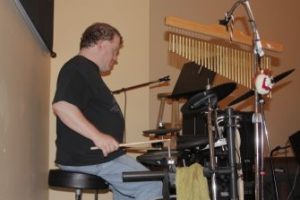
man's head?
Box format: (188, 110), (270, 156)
(79, 23), (123, 73)
(80, 23), (123, 49)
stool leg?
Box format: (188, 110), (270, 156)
(171, 100), (180, 128)
(157, 97), (166, 128)
(94, 189), (98, 200)
(75, 189), (82, 200)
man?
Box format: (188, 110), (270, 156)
(52, 22), (162, 200)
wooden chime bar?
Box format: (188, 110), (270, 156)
(165, 16), (283, 89)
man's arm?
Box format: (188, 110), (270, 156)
(52, 101), (119, 156)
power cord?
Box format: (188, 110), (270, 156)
(269, 145), (291, 200)
(287, 165), (299, 200)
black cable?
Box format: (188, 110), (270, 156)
(283, 143), (296, 200)
(287, 165), (299, 200)
(270, 146), (280, 200)
(269, 145), (291, 200)
(269, 144), (292, 200)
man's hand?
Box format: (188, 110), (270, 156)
(92, 133), (119, 157)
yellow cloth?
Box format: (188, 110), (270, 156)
(176, 163), (210, 200)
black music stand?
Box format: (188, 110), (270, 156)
(170, 62), (215, 99)
(173, 62), (215, 136)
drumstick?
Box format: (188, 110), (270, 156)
(90, 139), (171, 150)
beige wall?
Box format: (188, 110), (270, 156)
(0, 0), (50, 200)
(49, 0), (150, 199)
(1, 0), (299, 200)
(150, 0), (300, 155)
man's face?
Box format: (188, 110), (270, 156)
(97, 35), (121, 73)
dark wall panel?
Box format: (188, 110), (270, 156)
(19, 0), (54, 56)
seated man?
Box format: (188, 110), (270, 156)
(52, 22), (162, 200)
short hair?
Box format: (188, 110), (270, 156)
(80, 23), (123, 49)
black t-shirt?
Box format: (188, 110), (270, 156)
(53, 55), (125, 166)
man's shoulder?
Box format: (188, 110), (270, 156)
(63, 55), (84, 68)
(61, 55), (97, 74)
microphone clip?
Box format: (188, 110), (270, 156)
(219, 14), (233, 26)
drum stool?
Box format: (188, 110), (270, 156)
(48, 169), (108, 200)
(157, 92), (181, 129)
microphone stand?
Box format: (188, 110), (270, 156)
(241, 1), (266, 199)
(112, 75), (170, 143)
(112, 75), (170, 94)
(221, 1), (267, 199)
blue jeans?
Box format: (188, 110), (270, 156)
(59, 154), (163, 200)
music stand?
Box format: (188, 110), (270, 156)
(171, 62), (215, 136)
(170, 62), (215, 99)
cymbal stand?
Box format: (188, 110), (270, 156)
(225, 107), (239, 200)
(207, 96), (217, 200)
(252, 95), (267, 200)
(166, 139), (177, 173)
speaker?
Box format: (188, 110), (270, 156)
(289, 130), (300, 165)
(264, 157), (300, 200)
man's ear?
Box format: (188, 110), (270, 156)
(96, 40), (104, 49)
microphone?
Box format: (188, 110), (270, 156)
(158, 75), (170, 82)
(219, 0), (242, 26)
(254, 30), (264, 57)
(219, 13), (233, 26)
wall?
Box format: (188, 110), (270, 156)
(149, 0), (300, 155)
(0, 0), (50, 200)
(49, 1), (150, 199)
(0, 0), (298, 200)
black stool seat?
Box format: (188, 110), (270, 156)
(48, 169), (108, 200)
